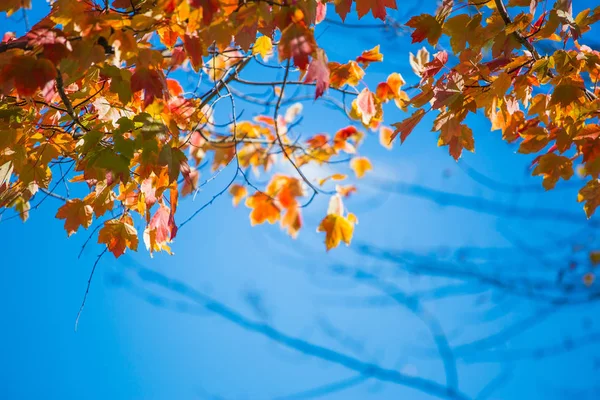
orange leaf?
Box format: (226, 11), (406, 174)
(245, 192), (280, 225)
(229, 184), (248, 206)
(356, 45), (383, 67)
(350, 157), (372, 178)
(98, 216), (139, 258)
(55, 199), (93, 236)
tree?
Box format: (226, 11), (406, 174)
(0, 0), (599, 259)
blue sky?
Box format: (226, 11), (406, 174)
(2, 1), (600, 399)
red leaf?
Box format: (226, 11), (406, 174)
(335, 0), (352, 22)
(304, 49), (330, 99)
(356, 0), (397, 21)
(279, 24), (316, 70)
(131, 67), (167, 108)
(184, 34), (203, 72)
(391, 109), (426, 144)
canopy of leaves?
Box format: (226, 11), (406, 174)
(0, 0), (599, 258)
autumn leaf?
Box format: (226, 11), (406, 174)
(131, 67), (167, 108)
(318, 174), (347, 186)
(391, 109), (426, 144)
(379, 126), (394, 150)
(98, 216), (139, 257)
(329, 61), (365, 88)
(409, 47), (430, 77)
(245, 192), (280, 226)
(532, 153), (574, 190)
(406, 14), (443, 46)
(355, 88), (376, 125)
(578, 179), (600, 218)
(356, 45), (383, 67)
(437, 121), (475, 161)
(317, 195), (357, 251)
(279, 24), (316, 70)
(304, 48), (330, 99)
(252, 36), (273, 61)
(315, 1), (327, 24)
(144, 204), (177, 255)
(334, 0), (352, 22)
(55, 199), (93, 236)
(350, 157), (372, 178)
(229, 184), (248, 206)
(183, 34), (204, 72)
(0, 55), (57, 97)
(355, 0), (397, 21)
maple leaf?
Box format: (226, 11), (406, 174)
(315, 1), (327, 24)
(356, 45), (383, 67)
(355, 88), (376, 125)
(406, 14), (443, 45)
(158, 145), (188, 183)
(281, 205), (303, 238)
(304, 48), (330, 99)
(379, 126), (394, 150)
(391, 109), (426, 144)
(245, 192), (280, 226)
(252, 36), (273, 61)
(279, 24), (316, 70)
(350, 157), (372, 178)
(532, 153), (574, 190)
(144, 204), (177, 255)
(336, 184), (357, 198)
(317, 195), (357, 251)
(0, 55), (57, 97)
(329, 61), (365, 88)
(409, 47), (430, 77)
(334, 0), (352, 22)
(229, 184), (248, 207)
(578, 179), (600, 218)
(181, 169), (199, 197)
(98, 216), (139, 258)
(437, 122), (475, 161)
(318, 174), (347, 186)
(131, 67), (167, 108)
(55, 199), (93, 236)
(355, 0), (397, 21)
(189, 0), (220, 25)
(183, 34), (204, 72)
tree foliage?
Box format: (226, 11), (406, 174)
(0, 0), (599, 257)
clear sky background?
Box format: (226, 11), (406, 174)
(2, 1), (600, 399)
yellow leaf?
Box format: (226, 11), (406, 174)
(318, 174), (347, 186)
(317, 214), (355, 251)
(379, 126), (394, 150)
(252, 36), (273, 61)
(350, 157), (372, 178)
(317, 195), (357, 250)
